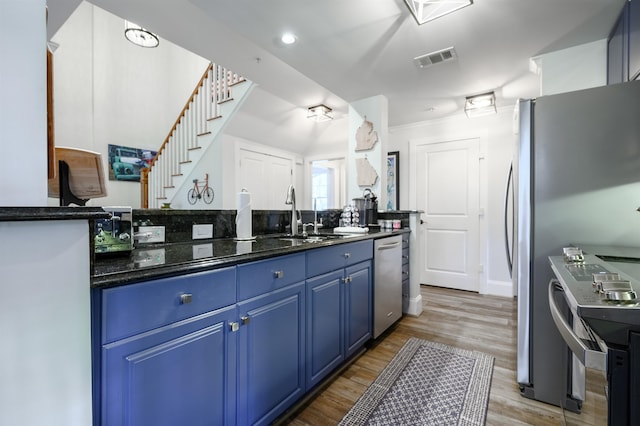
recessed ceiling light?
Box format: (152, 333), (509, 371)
(281, 32), (297, 45)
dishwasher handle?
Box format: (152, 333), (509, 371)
(548, 279), (606, 371)
(376, 241), (400, 251)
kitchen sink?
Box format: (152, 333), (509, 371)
(278, 234), (344, 243)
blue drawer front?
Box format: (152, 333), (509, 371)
(237, 253), (306, 301)
(306, 240), (373, 277)
(103, 266), (236, 343)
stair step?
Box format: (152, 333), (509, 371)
(229, 79), (246, 87)
(171, 173), (183, 177)
(188, 146), (202, 151)
(196, 131), (211, 137)
(207, 115), (222, 121)
(179, 160), (193, 164)
(163, 186), (175, 189)
(218, 97), (234, 105)
(157, 197), (168, 200)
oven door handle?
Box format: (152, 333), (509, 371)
(548, 279), (607, 371)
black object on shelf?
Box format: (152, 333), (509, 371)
(58, 160), (88, 206)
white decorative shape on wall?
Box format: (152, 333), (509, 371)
(355, 117), (378, 151)
(356, 157), (379, 186)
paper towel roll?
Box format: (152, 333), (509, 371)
(236, 190), (253, 240)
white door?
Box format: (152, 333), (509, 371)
(238, 149), (293, 209)
(414, 138), (480, 292)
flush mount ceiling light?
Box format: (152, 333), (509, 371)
(464, 92), (497, 118)
(404, 0), (473, 25)
(281, 32), (297, 45)
(307, 104), (333, 122)
(124, 21), (159, 48)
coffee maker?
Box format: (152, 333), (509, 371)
(353, 189), (378, 226)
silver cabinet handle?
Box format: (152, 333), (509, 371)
(273, 270), (284, 279)
(344, 252), (351, 259)
(547, 280), (606, 371)
(241, 316), (251, 325)
(180, 293), (193, 304)
(342, 276), (352, 284)
(229, 322), (239, 332)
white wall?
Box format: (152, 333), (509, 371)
(531, 39), (608, 96)
(389, 107), (516, 296)
(0, 0), (48, 206)
(348, 95), (388, 206)
(50, 2), (209, 207)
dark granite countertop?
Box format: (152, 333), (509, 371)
(0, 207), (110, 221)
(92, 229), (410, 288)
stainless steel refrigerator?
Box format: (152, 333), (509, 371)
(510, 80), (640, 411)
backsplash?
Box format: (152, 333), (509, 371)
(131, 208), (347, 244)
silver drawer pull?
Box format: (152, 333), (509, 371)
(180, 293), (193, 305)
(273, 270), (284, 279)
(342, 276), (352, 284)
(344, 252), (351, 259)
(229, 322), (239, 332)
(241, 316), (251, 325)
(402, 255), (409, 259)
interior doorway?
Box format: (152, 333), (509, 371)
(411, 137), (480, 292)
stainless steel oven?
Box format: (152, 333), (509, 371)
(549, 249), (640, 425)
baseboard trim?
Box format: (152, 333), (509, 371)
(483, 279), (514, 297)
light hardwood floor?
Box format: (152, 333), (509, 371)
(284, 285), (607, 426)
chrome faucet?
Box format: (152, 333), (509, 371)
(285, 184), (300, 236)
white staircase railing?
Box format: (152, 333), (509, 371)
(141, 63), (247, 208)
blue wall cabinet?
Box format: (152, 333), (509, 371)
(97, 267), (237, 426)
(630, 0), (640, 80)
(608, 0), (640, 84)
(305, 240), (373, 389)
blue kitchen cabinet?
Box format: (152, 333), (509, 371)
(608, 4), (627, 85)
(236, 254), (306, 426)
(344, 261), (372, 357)
(608, 0), (640, 83)
(98, 267), (237, 426)
(630, 0), (640, 80)
(305, 241), (373, 389)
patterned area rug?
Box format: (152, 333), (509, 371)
(339, 337), (494, 426)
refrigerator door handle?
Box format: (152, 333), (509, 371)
(504, 162), (514, 276)
(547, 279), (607, 371)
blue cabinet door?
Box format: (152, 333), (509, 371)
(630, 0), (640, 80)
(345, 261), (372, 358)
(102, 305), (237, 426)
(237, 282), (305, 426)
(306, 270), (344, 389)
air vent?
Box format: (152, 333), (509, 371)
(414, 47), (457, 68)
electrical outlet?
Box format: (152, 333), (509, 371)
(193, 243), (213, 259)
(192, 224), (213, 240)
(138, 226), (165, 244)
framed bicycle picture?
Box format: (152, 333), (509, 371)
(387, 151), (400, 211)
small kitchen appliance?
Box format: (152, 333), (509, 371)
(94, 206), (133, 254)
(352, 189), (378, 226)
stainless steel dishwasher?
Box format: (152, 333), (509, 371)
(373, 235), (403, 338)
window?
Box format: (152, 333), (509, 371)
(310, 158), (345, 209)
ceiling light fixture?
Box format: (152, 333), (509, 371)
(281, 32), (297, 45)
(464, 92), (497, 118)
(404, 0), (473, 25)
(307, 104), (333, 122)
(124, 21), (159, 48)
